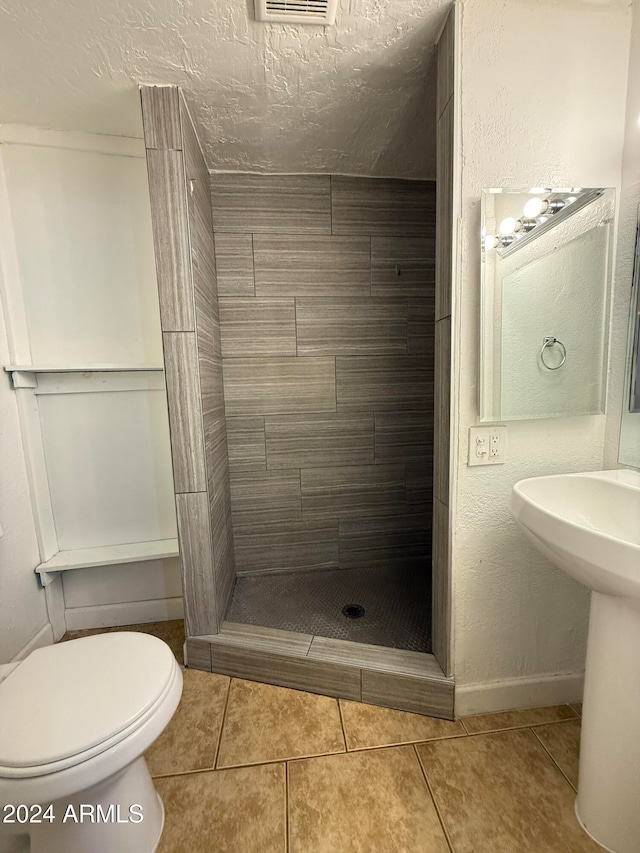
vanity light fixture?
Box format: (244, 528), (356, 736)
(522, 196), (565, 218)
(482, 188), (605, 255)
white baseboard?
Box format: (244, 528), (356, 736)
(455, 672), (585, 717)
(10, 622), (54, 662)
(64, 597), (184, 631)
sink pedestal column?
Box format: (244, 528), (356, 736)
(576, 592), (640, 853)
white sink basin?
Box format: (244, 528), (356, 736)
(509, 468), (640, 853)
(509, 469), (640, 598)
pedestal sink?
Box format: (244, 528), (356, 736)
(509, 469), (640, 853)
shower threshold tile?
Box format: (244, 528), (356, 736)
(226, 564), (431, 653)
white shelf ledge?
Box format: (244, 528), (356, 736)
(35, 539), (179, 586)
(5, 364), (164, 373)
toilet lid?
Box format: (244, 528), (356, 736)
(0, 632), (177, 770)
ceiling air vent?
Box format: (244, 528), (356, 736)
(255, 0), (337, 26)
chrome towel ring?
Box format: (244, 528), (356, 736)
(540, 336), (567, 370)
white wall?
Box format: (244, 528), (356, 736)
(605, 0), (640, 470)
(453, 0), (631, 713)
(0, 295), (50, 661)
(0, 126), (181, 648)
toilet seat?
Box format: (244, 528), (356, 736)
(0, 632), (178, 779)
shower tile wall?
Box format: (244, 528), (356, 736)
(210, 174), (435, 577)
(141, 86), (236, 636)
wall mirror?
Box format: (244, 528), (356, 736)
(619, 207), (640, 468)
(480, 187), (616, 422)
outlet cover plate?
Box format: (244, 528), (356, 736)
(468, 426), (507, 466)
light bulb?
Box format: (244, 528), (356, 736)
(523, 197), (547, 218)
(499, 217), (518, 235)
(483, 235), (499, 251)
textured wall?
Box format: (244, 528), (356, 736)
(211, 173), (435, 577)
(605, 0), (640, 470)
(142, 87), (235, 636)
(0, 0), (449, 179)
(453, 0), (630, 699)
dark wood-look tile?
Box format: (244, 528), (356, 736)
(417, 730), (600, 852)
(301, 464), (405, 519)
(140, 85), (182, 150)
(210, 174), (331, 234)
(185, 637), (212, 671)
(145, 149), (194, 331)
(371, 237), (435, 297)
(431, 497), (451, 676)
(205, 415), (236, 624)
(436, 7), (455, 120)
(436, 97), (454, 321)
(162, 332), (206, 493)
(374, 412), (432, 462)
(233, 519), (339, 573)
(211, 489), (236, 620)
(176, 492), (218, 636)
(336, 355), (431, 411)
(226, 416), (266, 471)
(229, 470), (301, 525)
(331, 176), (436, 237)
(264, 413), (374, 469)
(223, 357), (336, 415)
(406, 456), (433, 507)
(180, 95), (212, 215)
(253, 235), (370, 297)
(219, 298), (296, 357)
(433, 317), (451, 505)
(308, 637), (443, 680)
(338, 514), (430, 570)
(208, 640), (361, 700)
(407, 297), (435, 355)
(361, 669), (454, 719)
(214, 234), (255, 297)
(218, 622), (313, 655)
(296, 298), (406, 356)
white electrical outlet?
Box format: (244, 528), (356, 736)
(468, 426), (507, 466)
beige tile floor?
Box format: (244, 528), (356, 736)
(61, 623), (593, 852)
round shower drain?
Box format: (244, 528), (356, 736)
(342, 603), (365, 620)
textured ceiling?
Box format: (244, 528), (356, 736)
(0, 0), (450, 178)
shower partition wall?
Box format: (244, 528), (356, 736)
(141, 56), (455, 717)
(140, 86), (235, 638)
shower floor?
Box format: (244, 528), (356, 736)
(226, 564), (431, 653)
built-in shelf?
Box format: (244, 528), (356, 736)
(35, 538), (179, 586)
(5, 365), (164, 373)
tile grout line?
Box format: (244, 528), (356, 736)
(413, 744), (456, 853)
(155, 745), (350, 779)
(460, 715), (579, 738)
(285, 760), (290, 853)
(529, 727), (578, 794)
(150, 736), (474, 781)
(337, 698), (349, 752)
(213, 677), (233, 769)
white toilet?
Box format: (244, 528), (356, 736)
(0, 631), (183, 853)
